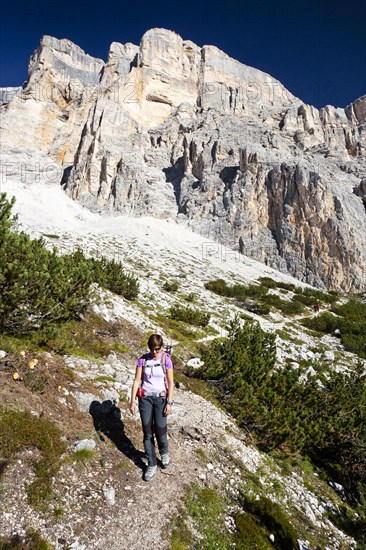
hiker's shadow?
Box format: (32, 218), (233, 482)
(89, 400), (145, 471)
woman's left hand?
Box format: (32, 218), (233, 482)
(164, 404), (172, 415)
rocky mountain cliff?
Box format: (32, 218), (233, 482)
(1, 29), (365, 291)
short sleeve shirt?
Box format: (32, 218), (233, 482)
(136, 352), (173, 393)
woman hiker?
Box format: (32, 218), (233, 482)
(129, 334), (174, 481)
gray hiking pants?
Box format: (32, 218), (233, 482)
(138, 396), (168, 466)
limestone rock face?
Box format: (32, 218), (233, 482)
(1, 35), (104, 171)
(346, 95), (366, 124)
(1, 29), (365, 290)
(0, 87), (22, 104)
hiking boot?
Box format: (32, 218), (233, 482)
(144, 465), (157, 481)
(161, 453), (170, 469)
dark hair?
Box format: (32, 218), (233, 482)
(148, 334), (164, 350)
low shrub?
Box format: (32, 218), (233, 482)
(162, 280), (179, 292)
(87, 256), (138, 300)
(301, 300), (366, 358)
(244, 283), (268, 300)
(300, 312), (340, 337)
(276, 281), (296, 292)
(261, 294), (304, 315)
(294, 287), (339, 306)
(195, 318), (366, 517)
(205, 278), (232, 296)
(183, 292), (196, 303)
(258, 277), (278, 289)
(243, 301), (271, 316)
(205, 278), (305, 315)
(205, 279), (267, 300)
(169, 304), (210, 327)
(0, 194), (138, 336)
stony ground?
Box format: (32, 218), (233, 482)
(0, 348), (259, 550)
(0, 182), (361, 549)
(0, 344), (356, 549)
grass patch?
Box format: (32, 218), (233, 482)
(62, 366), (76, 382)
(149, 314), (205, 359)
(173, 484), (233, 549)
(0, 408), (66, 507)
(195, 448), (209, 463)
(152, 313), (197, 338)
(174, 371), (222, 409)
(240, 494), (299, 549)
(0, 528), (52, 549)
(94, 375), (116, 383)
(234, 512), (273, 549)
(170, 510), (194, 550)
(327, 499), (366, 548)
(276, 329), (304, 346)
(110, 342), (129, 354)
(0, 314), (129, 360)
(53, 507), (64, 520)
(0, 334), (43, 354)
(23, 371), (49, 394)
(240, 313), (254, 322)
(276, 329), (293, 341)
(0, 460), (9, 478)
(112, 458), (132, 474)
(170, 480), (297, 549)
(70, 449), (94, 462)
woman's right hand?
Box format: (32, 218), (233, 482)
(129, 401), (136, 415)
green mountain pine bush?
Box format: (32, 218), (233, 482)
(301, 300), (366, 358)
(196, 318), (366, 535)
(0, 193), (138, 334)
(86, 256), (138, 300)
(205, 278), (305, 315)
(169, 304), (210, 327)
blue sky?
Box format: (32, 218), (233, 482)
(0, 0), (365, 109)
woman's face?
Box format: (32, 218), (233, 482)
(150, 345), (162, 358)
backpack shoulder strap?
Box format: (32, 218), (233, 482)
(141, 353), (149, 375)
(161, 352), (169, 392)
(161, 352), (167, 374)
